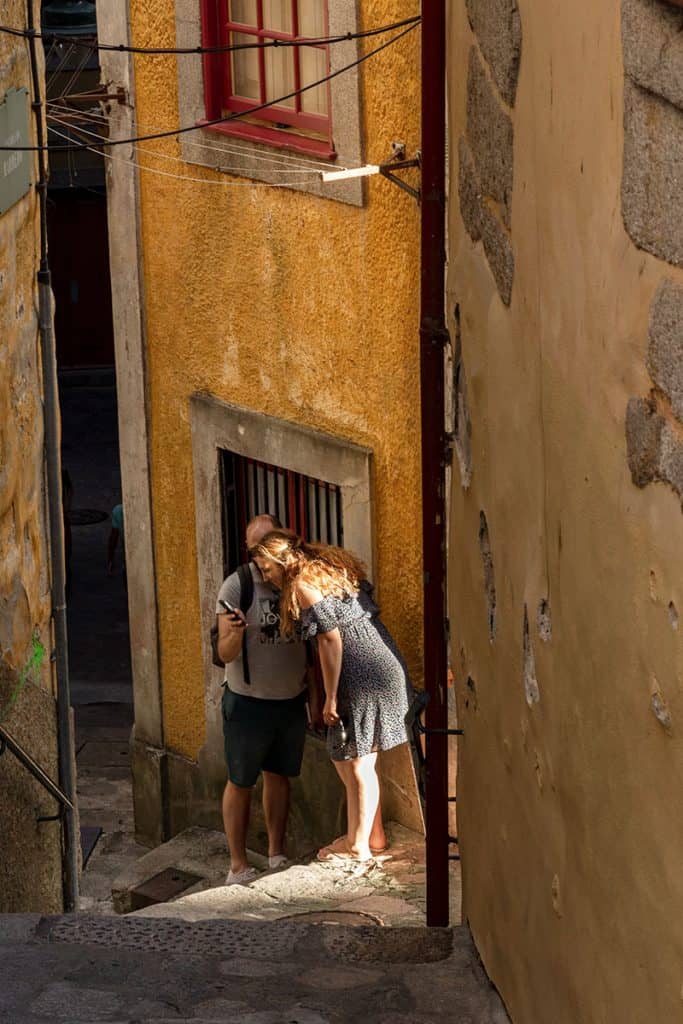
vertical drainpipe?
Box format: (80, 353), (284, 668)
(420, 0), (449, 927)
(26, 0), (79, 911)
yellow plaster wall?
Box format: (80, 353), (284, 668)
(0, 0), (51, 675)
(448, 1), (683, 1020)
(0, 1), (62, 912)
(127, 1), (422, 763)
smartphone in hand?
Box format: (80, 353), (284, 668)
(219, 599), (245, 622)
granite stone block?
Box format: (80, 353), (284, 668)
(648, 279), (683, 420)
(622, 80), (683, 266)
(466, 48), (514, 228)
(466, 0), (522, 106)
(622, 0), (683, 112)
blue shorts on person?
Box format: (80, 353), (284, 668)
(221, 687), (307, 788)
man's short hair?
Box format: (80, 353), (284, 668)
(247, 512), (282, 530)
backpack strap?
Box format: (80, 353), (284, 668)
(236, 563), (254, 686)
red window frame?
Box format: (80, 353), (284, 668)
(200, 0), (335, 159)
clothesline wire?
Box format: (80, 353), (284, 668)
(2, 21), (419, 152)
(0, 14), (420, 55)
(46, 122), (326, 190)
(47, 111), (324, 176)
(45, 100), (361, 172)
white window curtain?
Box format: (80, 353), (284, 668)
(229, 0), (328, 118)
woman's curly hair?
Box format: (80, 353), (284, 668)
(254, 529), (367, 637)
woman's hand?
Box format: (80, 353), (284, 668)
(323, 695), (340, 727)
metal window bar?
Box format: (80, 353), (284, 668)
(220, 451), (344, 573)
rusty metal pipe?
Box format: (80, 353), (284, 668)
(26, 0), (79, 912)
(419, 0), (449, 927)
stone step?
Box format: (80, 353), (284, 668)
(112, 822), (428, 927)
(0, 912), (511, 1023)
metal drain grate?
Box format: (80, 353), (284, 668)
(129, 867), (203, 910)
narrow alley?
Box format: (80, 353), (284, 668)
(4, 0), (683, 1022)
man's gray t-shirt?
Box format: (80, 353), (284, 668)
(216, 563), (306, 700)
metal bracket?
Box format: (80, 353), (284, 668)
(423, 727), (464, 736)
(37, 807), (64, 824)
(379, 158), (421, 202)
(378, 142), (421, 202)
(406, 691), (464, 738)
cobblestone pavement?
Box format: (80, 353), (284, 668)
(1, 913), (510, 1023)
(75, 702), (462, 925)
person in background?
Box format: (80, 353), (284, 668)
(107, 502), (126, 590)
(252, 530), (413, 864)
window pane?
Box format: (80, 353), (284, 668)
(263, 0), (292, 33)
(265, 47), (295, 108)
(298, 0), (324, 37)
(300, 47), (327, 115)
(229, 0), (257, 26)
(231, 33), (260, 100)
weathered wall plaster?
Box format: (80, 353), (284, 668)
(0, 0), (62, 912)
(448, 0), (683, 1020)
(114, 0), (423, 838)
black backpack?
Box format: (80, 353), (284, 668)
(211, 563), (254, 685)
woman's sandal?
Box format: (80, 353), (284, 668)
(316, 836), (378, 864)
(318, 834), (389, 856)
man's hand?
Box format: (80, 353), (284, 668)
(217, 609), (247, 664)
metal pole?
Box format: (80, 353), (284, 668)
(26, 0), (79, 912)
(420, 0), (449, 926)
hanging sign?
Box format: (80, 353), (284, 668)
(0, 87), (31, 216)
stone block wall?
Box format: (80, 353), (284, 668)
(622, 0), (683, 504)
(458, 0), (521, 305)
(0, 0), (62, 913)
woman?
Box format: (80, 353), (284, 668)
(252, 529), (413, 863)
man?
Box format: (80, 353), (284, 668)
(216, 513), (312, 885)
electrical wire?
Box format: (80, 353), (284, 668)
(4, 20), (419, 152)
(47, 111), (324, 176)
(0, 15), (420, 54)
(46, 122), (322, 189)
(45, 100), (361, 172)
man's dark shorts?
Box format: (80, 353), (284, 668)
(221, 687), (307, 788)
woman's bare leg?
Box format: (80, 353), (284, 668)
(318, 760), (358, 858)
(318, 757), (383, 860)
(369, 801), (387, 852)
(346, 752), (379, 860)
